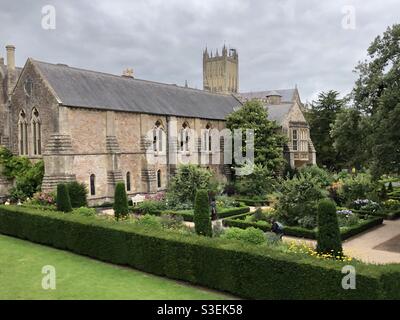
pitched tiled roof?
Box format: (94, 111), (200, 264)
(33, 60), (241, 120)
(265, 104), (292, 124)
(239, 88), (297, 103)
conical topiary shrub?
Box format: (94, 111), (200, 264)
(113, 182), (129, 220)
(193, 189), (212, 237)
(316, 199), (343, 257)
(56, 183), (72, 213)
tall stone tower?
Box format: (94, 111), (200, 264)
(203, 45), (238, 94)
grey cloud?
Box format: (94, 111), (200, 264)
(0, 0), (399, 101)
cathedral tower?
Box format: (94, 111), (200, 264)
(203, 45), (238, 94)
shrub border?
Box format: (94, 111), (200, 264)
(223, 213), (384, 240)
(135, 206), (250, 222)
(0, 205), (399, 299)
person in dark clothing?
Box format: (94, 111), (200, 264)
(271, 219), (284, 239)
(210, 198), (218, 220)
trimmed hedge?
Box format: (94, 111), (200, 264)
(316, 199), (342, 256)
(139, 206), (251, 222)
(0, 205), (399, 299)
(193, 190), (212, 237)
(66, 181), (88, 208)
(56, 184), (72, 213)
(352, 208), (400, 220)
(113, 182), (129, 220)
(234, 198), (269, 206)
(223, 213), (384, 241)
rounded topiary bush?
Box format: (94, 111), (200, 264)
(56, 183), (72, 213)
(66, 181), (88, 208)
(316, 199), (343, 257)
(113, 182), (129, 220)
(193, 189), (212, 237)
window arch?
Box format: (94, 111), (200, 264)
(18, 110), (28, 155)
(31, 108), (42, 155)
(126, 172), (131, 192)
(157, 170), (161, 189)
(180, 122), (190, 152)
(204, 123), (212, 152)
(90, 174), (96, 196)
(153, 120), (164, 152)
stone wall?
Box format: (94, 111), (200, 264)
(57, 107), (227, 205)
(9, 59), (60, 156)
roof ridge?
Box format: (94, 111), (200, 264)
(32, 59), (232, 98)
(240, 88), (295, 94)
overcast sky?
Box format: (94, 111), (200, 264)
(1, 0), (399, 102)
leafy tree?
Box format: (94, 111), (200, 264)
(225, 100), (286, 173)
(305, 91), (346, 170)
(193, 189), (212, 237)
(166, 164), (218, 208)
(113, 182), (129, 220)
(330, 108), (368, 170)
(56, 184), (72, 213)
(352, 24), (400, 177)
(316, 199), (343, 257)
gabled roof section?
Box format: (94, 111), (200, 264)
(239, 88), (297, 103)
(265, 103), (293, 124)
(32, 60), (241, 120)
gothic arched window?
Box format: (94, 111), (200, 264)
(31, 108), (42, 155)
(153, 120), (164, 152)
(18, 110), (28, 155)
(90, 174), (96, 196)
(126, 172), (131, 192)
(157, 170), (161, 189)
(204, 123), (212, 152)
(180, 122), (190, 152)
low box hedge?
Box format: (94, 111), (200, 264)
(223, 213), (384, 241)
(137, 206), (250, 222)
(351, 208), (400, 220)
(0, 205), (399, 299)
(234, 198), (269, 206)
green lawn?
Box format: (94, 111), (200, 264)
(0, 234), (231, 300)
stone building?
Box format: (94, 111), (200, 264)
(0, 45), (316, 203)
(0, 45), (22, 197)
(238, 89), (316, 168)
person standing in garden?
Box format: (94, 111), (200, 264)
(210, 198), (218, 220)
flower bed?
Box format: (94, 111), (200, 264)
(223, 212), (384, 240)
(0, 205), (399, 299)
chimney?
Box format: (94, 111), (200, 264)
(6, 45), (15, 70)
(122, 68), (134, 79)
